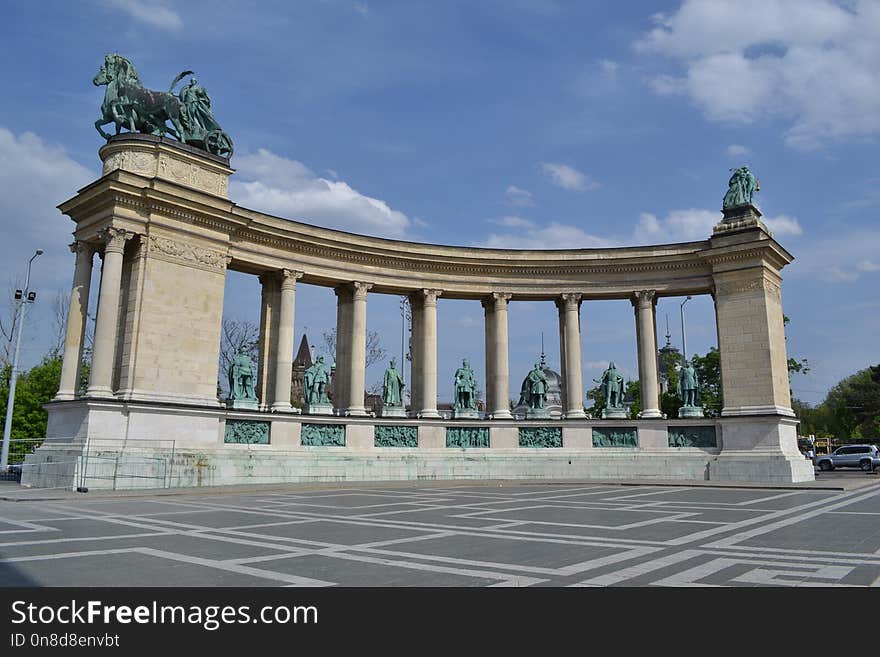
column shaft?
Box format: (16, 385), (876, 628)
(490, 293), (512, 419)
(333, 286), (353, 413)
(256, 273), (280, 409)
(482, 299), (495, 415)
(418, 289), (441, 418)
(633, 290), (662, 418)
(556, 299), (568, 412)
(271, 270), (302, 411)
(561, 293), (585, 418)
(86, 229), (132, 397)
(55, 242), (95, 400)
(408, 293), (423, 415)
(346, 282), (372, 416)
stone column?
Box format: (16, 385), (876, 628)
(86, 228), (133, 398)
(418, 289), (442, 418)
(632, 290), (663, 418)
(560, 293), (585, 418)
(489, 292), (513, 419)
(555, 298), (568, 412)
(55, 242), (95, 400)
(408, 292), (423, 415)
(271, 269), (303, 412)
(346, 282), (372, 416)
(333, 285), (353, 414)
(481, 298), (495, 414)
(256, 273), (280, 410)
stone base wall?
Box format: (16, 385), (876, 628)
(24, 399), (814, 489)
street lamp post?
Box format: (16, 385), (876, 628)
(679, 295), (692, 367)
(1, 249), (43, 471)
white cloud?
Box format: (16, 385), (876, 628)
(634, 209), (718, 243)
(789, 228), (880, 283)
(505, 185), (535, 207)
(636, 0), (880, 148)
(489, 216), (536, 229)
(585, 360), (610, 371)
(635, 208), (803, 243)
(230, 149), (411, 239)
(726, 144), (751, 158)
(821, 266), (859, 283)
(102, 0), (183, 31)
(0, 128), (94, 285)
(540, 162), (600, 192)
(763, 214), (803, 237)
(480, 220), (614, 250)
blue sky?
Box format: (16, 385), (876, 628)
(0, 0), (878, 406)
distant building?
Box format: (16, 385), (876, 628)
(291, 334), (313, 406)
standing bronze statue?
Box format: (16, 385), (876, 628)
(382, 358), (405, 407)
(525, 362), (548, 410)
(722, 166), (758, 209)
(595, 361), (628, 419)
(677, 359), (704, 417)
(453, 359), (477, 414)
(227, 347), (258, 409)
(304, 356), (331, 405)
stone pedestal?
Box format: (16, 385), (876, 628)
(379, 405), (407, 418)
(304, 403), (333, 416)
(453, 408), (479, 419)
(601, 408), (629, 419)
(526, 407), (550, 419)
(678, 405), (704, 418)
(227, 399), (258, 411)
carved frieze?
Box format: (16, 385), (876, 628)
(147, 234), (228, 273)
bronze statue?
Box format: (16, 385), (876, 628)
(722, 166), (758, 209)
(597, 361), (626, 410)
(382, 358), (404, 407)
(304, 356), (331, 405)
(525, 362), (548, 410)
(453, 359), (477, 410)
(93, 54), (233, 157)
(227, 348), (257, 402)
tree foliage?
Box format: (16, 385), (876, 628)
(0, 353), (63, 463)
(322, 327), (387, 369)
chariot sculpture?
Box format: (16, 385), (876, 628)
(93, 53), (234, 158)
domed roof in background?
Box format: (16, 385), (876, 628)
(513, 353), (563, 415)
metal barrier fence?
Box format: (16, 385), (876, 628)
(6, 438), (176, 491)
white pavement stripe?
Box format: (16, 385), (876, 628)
(573, 550), (705, 586)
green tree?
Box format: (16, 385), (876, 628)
(0, 353), (63, 463)
(691, 347), (722, 416)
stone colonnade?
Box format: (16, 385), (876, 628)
(55, 244), (673, 419)
(43, 135), (812, 484)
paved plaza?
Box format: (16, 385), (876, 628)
(1, 477), (879, 587)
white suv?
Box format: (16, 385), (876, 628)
(815, 445), (880, 472)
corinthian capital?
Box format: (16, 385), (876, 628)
(560, 292), (582, 310)
(420, 288), (442, 307)
(632, 289), (656, 309)
(98, 227), (135, 254)
(352, 281), (373, 300)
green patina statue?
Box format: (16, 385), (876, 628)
(304, 355), (331, 405)
(677, 360), (701, 408)
(93, 53), (233, 158)
(227, 348), (257, 403)
(596, 361), (626, 410)
(382, 358), (405, 407)
(525, 362), (549, 410)
(722, 166), (759, 209)
(453, 358), (477, 411)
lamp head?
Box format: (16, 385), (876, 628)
(35, 249), (44, 256)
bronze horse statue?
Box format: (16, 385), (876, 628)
(93, 53), (189, 142)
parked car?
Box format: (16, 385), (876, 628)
(814, 445), (880, 472)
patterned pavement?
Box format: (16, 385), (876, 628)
(1, 480), (879, 587)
